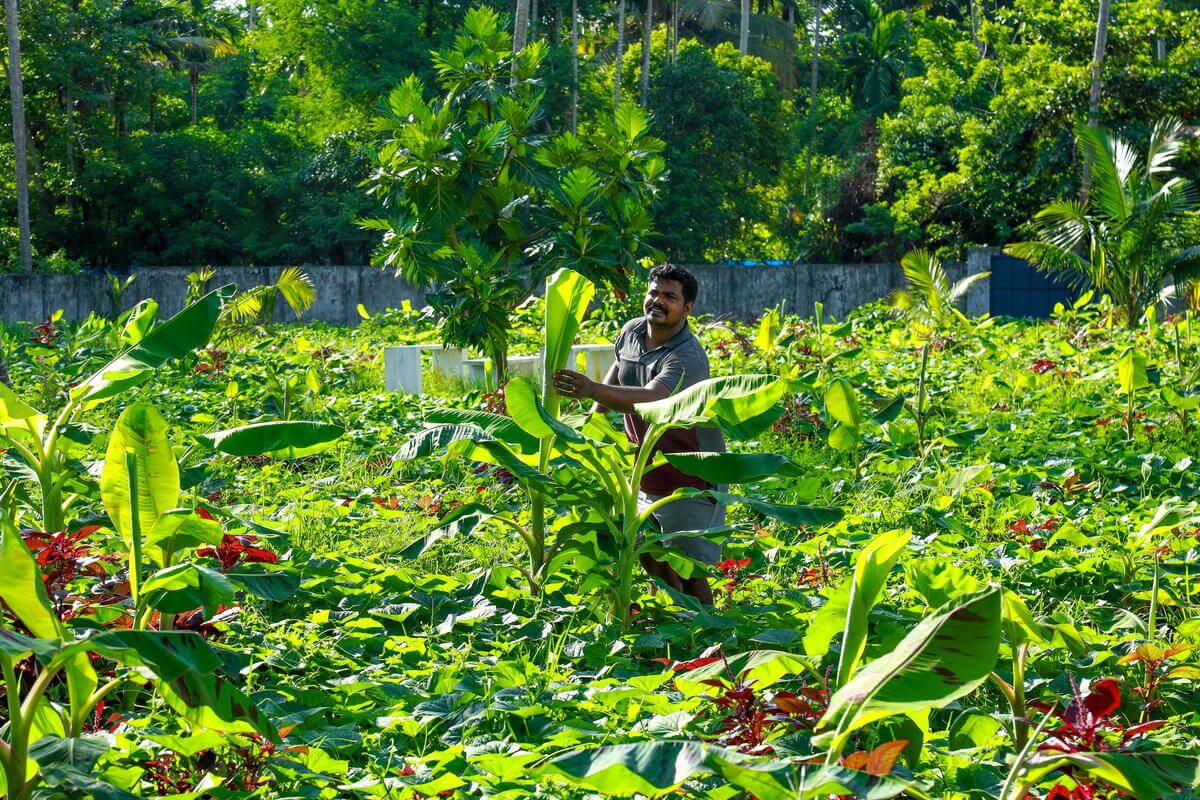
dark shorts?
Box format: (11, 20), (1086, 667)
(638, 491), (725, 565)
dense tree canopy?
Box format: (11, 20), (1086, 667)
(0, 0), (1197, 270)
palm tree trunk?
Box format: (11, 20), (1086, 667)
(640, 0), (652, 106)
(4, 0), (32, 272)
(739, 0), (750, 53)
(1081, 0), (1110, 198)
(571, 0), (579, 131)
(1156, 0), (1166, 61)
(513, 0), (531, 52)
(531, 0), (539, 37)
(615, 0), (626, 111)
(804, 0), (820, 196)
(671, 0), (678, 60)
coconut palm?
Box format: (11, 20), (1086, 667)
(1006, 118), (1199, 328)
(218, 267), (316, 334)
(839, 0), (907, 116)
(4, 0), (31, 272)
(889, 248), (989, 334)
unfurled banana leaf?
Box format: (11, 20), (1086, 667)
(200, 420), (344, 459)
(635, 375), (787, 428)
(74, 286), (229, 404)
(815, 586), (1001, 753)
(543, 268), (595, 419)
(87, 630), (276, 739)
(664, 452), (802, 484)
(101, 403), (180, 546)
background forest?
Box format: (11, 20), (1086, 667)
(1, 0), (1198, 272)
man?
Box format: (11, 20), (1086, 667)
(553, 264), (725, 604)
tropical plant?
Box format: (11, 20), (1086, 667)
(363, 7), (664, 381)
(1006, 118), (1200, 328)
(219, 267), (316, 328)
(0, 520), (275, 800)
(889, 248), (989, 336)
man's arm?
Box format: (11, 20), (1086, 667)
(553, 363), (671, 414)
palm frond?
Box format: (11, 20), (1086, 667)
(947, 270), (990, 306)
(1075, 121), (1131, 222)
(1147, 117), (1187, 178)
(275, 267), (316, 319)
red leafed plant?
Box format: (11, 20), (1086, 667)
(716, 557), (751, 599)
(20, 526), (113, 594)
(1030, 359), (1058, 375)
(1028, 679), (1164, 754)
(1007, 518), (1058, 552)
(198, 534), (278, 572)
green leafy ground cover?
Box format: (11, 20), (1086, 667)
(3, 292), (1200, 799)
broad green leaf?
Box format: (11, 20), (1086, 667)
(426, 408), (538, 453)
(827, 423), (860, 452)
(224, 569), (298, 602)
(0, 381), (45, 438)
(1164, 386), (1200, 411)
(837, 529), (912, 687)
(816, 586), (1001, 748)
(1117, 347), (1149, 394)
(1020, 751), (1200, 799)
(29, 735), (109, 774)
(399, 502), (497, 559)
(824, 378), (862, 428)
(74, 287), (227, 404)
(145, 509), (224, 567)
(505, 376), (584, 444)
(0, 516), (65, 640)
(396, 424), (491, 461)
(664, 452), (801, 484)
(88, 630), (276, 739)
(1003, 590), (1051, 646)
(539, 741), (710, 797)
(141, 563), (236, 615)
(672, 488), (843, 528)
(543, 269), (595, 419)
(673, 650), (814, 691)
(540, 741), (917, 800)
(1134, 500), (1193, 550)
(200, 421), (344, 459)
(635, 375), (787, 428)
(101, 403), (180, 545)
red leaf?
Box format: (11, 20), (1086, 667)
(1084, 679), (1121, 718)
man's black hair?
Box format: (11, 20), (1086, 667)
(647, 263), (699, 305)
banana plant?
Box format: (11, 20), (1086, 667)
(0, 520), (275, 800)
(0, 288), (230, 534)
(1117, 346), (1151, 440)
(400, 373), (843, 630)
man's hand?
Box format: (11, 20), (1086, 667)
(553, 369), (596, 400)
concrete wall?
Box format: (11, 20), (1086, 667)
(0, 256), (994, 325)
(0, 266), (427, 325)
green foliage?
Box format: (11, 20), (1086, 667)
(1007, 119), (1198, 327)
(364, 8), (663, 375)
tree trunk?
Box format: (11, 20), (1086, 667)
(804, 0), (820, 196)
(1081, 0), (1110, 198)
(530, 0), (538, 38)
(0, 353), (10, 387)
(571, 0), (579, 131)
(969, 0), (983, 56)
(1156, 0), (1166, 61)
(783, 0), (795, 96)
(4, 0), (32, 272)
(190, 68), (199, 125)
(671, 0), (678, 61)
(615, 0), (626, 110)
(739, 0), (750, 54)
(640, 0), (652, 106)
(513, 0), (531, 52)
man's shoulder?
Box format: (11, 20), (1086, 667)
(615, 317), (646, 347)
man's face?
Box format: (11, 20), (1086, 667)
(644, 278), (691, 329)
